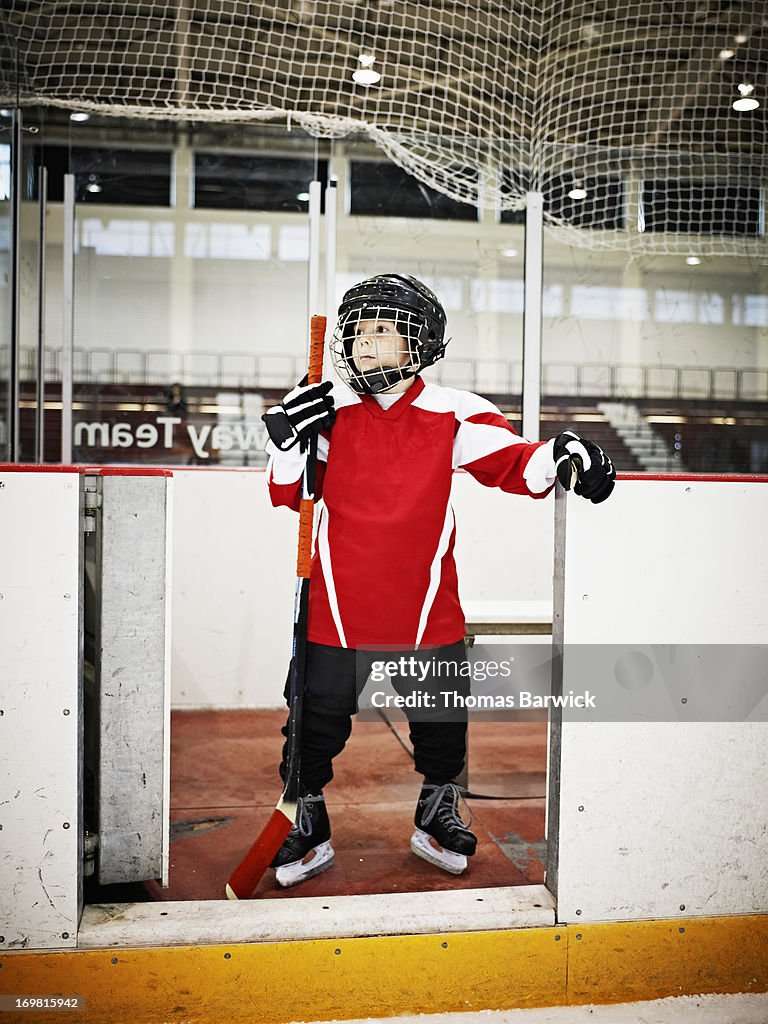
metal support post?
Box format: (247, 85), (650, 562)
(36, 166), (47, 463)
(9, 109), (22, 461)
(307, 179), (322, 324)
(61, 173), (75, 463)
(522, 191), (544, 442)
(324, 177), (338, 378)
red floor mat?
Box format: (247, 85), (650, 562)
(142, 709), (548, 902)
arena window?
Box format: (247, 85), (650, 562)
(193, 153), (328, 212)
(640, 181), (763, 236)
(28, 144), (172, 206)
(543, 175), (626, 230)
(350, 160), (479, 220)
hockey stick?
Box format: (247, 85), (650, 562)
(226, 314), (327, 900)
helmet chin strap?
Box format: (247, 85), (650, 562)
(354, 364), (416, 395)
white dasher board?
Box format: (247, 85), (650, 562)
(548, 478), (768, 924)
(0, 468), (82, 950)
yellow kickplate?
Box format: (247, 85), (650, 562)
(3, 915), (766, 1023)
(0, 927), (567, 1024)
(567, 914), (768, 1005)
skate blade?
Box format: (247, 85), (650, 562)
(410, 829), (468, 875)
(274, 841), (335, 888)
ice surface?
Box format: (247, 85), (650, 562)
(295, 992), (768, 1024)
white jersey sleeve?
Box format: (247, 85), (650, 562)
(415, 385), (557, 497)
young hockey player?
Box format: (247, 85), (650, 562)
(262, 273), (615, 887)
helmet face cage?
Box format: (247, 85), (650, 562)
(331, 304), (428, 395)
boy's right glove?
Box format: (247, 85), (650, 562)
(553, 430), (616, 504)
(263, 378), (335, 452)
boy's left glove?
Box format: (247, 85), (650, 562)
(263, 378), (335, 452)
(553, 430), (616, 504)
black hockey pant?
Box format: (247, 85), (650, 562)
(278, 640), (469, 794)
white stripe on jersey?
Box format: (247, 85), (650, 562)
(415, 502), (456, 648)
(411, 380), (526, 469)
(317, 504), (348, 648)
(412, 381), (503, 420)
(453, 420), (525, 469)
(317, 432), (330, 462)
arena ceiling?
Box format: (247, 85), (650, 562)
(1, 1), (765, 152)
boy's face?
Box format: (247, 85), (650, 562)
(351, 318), (410, 372)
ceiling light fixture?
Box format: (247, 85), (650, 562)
(686, 256), (701, 266)
(568, 182), (588, 200)
(718, 48), (735, 59)
(85, 175), (102, 194)
(734, 33), (749, 44)
(70, 111), (90, 122)
(500, 247), (518, 258)
(296, 191), (310, 201)
(352, 54), (381, 86)
(733, 83), (759, 111)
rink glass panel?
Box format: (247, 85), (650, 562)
(0, 118), (10, 461)
(10, 116), (767, 468)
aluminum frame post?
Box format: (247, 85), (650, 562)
(307, 179), (322, 325)
(36, 166), (48, 463)
(323, 177), (338, 379)
(9, 109), (22, 462)
(61, 173), (75, 464)
(522, 191), (544, 442)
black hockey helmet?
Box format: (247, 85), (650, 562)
(330, 273), (448, 394)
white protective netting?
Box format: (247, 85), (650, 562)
(1, 1), (766, 254)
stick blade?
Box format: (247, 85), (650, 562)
(226, 804), (295, 900)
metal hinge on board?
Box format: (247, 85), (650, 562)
(83, 830), (99, 877)
(82, 485), (102, 533)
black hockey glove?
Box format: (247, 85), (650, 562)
(262, 377), (335, 452)
(553, 430), (616, 504)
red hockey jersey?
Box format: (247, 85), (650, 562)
(267, 377), (557, 649)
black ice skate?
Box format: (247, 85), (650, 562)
(269, 793), (334, 888)
(411, 782), (477, 875)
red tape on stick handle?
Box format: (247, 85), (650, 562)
(297, 499), (314, 578)
(308, 314), (326, 385)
